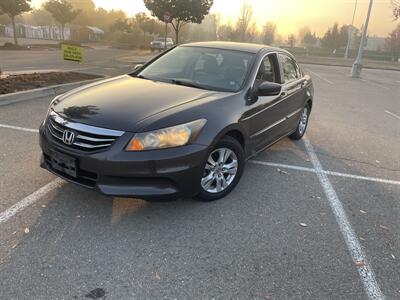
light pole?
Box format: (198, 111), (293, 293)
(344, 0), (358, 59)
(351, 0), (373, 78)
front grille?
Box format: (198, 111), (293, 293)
(46, 111), (125, 152)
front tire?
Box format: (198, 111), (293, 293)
(289, 105), (310, 140)
(197, 136), (244, 201)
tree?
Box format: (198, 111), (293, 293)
(235, 1), (256, 42)
(134, 12), (153, 44)
(23, 8), (53, 26)
(392, 0), (400, 20)
(217, 22), (235, 41)
(44, 0), (80, 40)
(320, 23), (343, 51)
(144, 0), (213, 44)
(302, 31), (317, 54)
(262, 22), (276, 45)
(385, 23), (400, 61)
(0, 0), (32, 45)
(110, 19), (132, 33)
(287, 34), (296, 48)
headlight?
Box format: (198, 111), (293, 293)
(126, 119), (207, 151)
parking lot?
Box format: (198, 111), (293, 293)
(0, 64), (399, 299)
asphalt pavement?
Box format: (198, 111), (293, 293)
(0, 46), (153, 77)
(0, 60), (399, 299)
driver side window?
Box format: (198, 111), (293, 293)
(255, 54), (279, 86)
(253, 54), (279, 92)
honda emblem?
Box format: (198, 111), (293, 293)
(62, 130), (75, 145)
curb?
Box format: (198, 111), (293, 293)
(298, 61), (400, 72)
(0, 77), (105, 107)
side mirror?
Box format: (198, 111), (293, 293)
(132, 64), (143, 71)
(257, 82), (282, 97)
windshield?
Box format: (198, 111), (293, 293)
(138, 46), (255, 92)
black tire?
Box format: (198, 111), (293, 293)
(289, 104), (311, 140)
(196, 135), (245, 201)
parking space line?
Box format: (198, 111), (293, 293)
(324, 170), (400, 186)
(384, 110), (400, 120)
(0, 124), (39, 133)
(249, 160), (400, 186)
(249, 160), (315, 173)
(0, 179), (63, 225)
(360, 79), (390, 90)
(303, 136), (384, 300)
(306, 69), (334, 85)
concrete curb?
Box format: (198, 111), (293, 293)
(298, 61), (400, 72)
(0, 77), (105, 107)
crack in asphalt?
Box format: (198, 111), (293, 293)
(314, 151), (400, 173)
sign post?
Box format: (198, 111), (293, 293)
(163, 11), (172, 49)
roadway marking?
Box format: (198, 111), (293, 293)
(360, 79), (390, 90)
(249, 160), (400, 186)
(0, 179), (64, 225)
(306, 69), (334, 84)
(0, 124), (39, 133)
(384, 110), (400, 120)
(303, 136), (384, 300)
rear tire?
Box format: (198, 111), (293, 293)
(197, 136), (244, 201)
(289, 105), (310, 140)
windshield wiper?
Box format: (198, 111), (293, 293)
(170, 79), (208, 90)
(136, 74), (149, 80)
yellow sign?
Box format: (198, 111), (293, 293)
(61, 44), (83, 63)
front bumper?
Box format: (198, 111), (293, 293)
(39, 123), (209, 200)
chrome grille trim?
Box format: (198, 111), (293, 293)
(50, 111), (124, 137)
(47, 111), (125, 151)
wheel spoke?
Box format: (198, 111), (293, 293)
(220, 175), (228, 188)
(224, 161), (238, 175)
(201, 172), (215, 190)
(215, 176), (222, 192)
(207, 155), (217, 166)
(222, 148), (232, 163)
(217, 148), (227, 163)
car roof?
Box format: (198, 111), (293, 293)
(180, 41), (288, 55)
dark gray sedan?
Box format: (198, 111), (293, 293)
(39, 41), (314, 201)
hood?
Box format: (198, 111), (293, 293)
(52, 75), (218, 132)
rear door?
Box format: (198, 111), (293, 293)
(277, 53), (308, 132)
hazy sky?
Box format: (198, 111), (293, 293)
(31, 0), (398, 37)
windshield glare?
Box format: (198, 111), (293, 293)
(138, 46), (254, 92)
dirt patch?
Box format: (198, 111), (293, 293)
(0, 72), (101, 95)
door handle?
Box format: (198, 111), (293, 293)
(280, 91), (288, 97)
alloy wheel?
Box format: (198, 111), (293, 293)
(201, 147), (238, 193)
(298, 107), (309, 135)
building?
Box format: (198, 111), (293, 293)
(3, 23), (72, 41)
(79, 26), (104, 41)
(365, 37), (386, 52)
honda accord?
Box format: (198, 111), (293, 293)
(39, 42), (314, 201)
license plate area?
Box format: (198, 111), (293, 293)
(50, 151), (77, 178)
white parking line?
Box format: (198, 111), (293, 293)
(249, 160), (400, 186)
(384, 110), (400, 120)
(0, 178), (64, 225)
(306, 69), (334, 85)
(0, 124), (39, 133)
(303, 136), (384, 300)
(360, 79), (390, 90)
